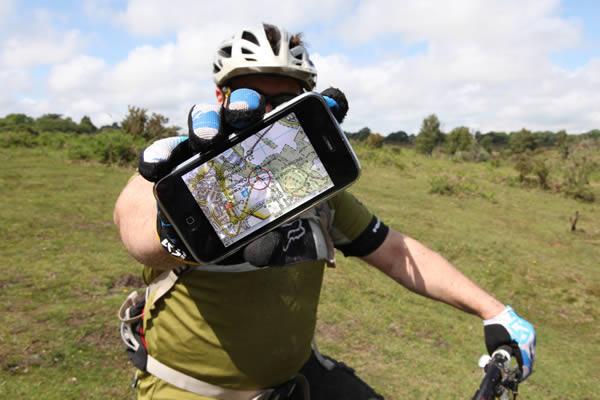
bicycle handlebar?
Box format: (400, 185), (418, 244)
(471, 345), (520, 400)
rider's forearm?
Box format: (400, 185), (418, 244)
(113, 175), (182, 270)
(362, 230), (505, 320)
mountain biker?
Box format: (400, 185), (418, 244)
(113, 23), (536, 400)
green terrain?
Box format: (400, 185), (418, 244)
(1, 143), (598, 399)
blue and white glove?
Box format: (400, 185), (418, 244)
(139, 88), (266, 182)
(138, 87), (349, 263)
(483, 306), (536, 381)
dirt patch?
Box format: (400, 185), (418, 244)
(81, 324), (122, 351)
(316, 319), (346, 342)
(111, 273), (144, 289)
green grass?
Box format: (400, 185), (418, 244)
(0, 148), (140, 399)
(1, 146), (599, 399)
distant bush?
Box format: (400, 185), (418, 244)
(453, 142), (490, 162)
(533, 159), (550, 189)
(36, 132), (74, 149)
(509, 129), (536, 154)
(365, 133), (385, 148)
(0, 131), (38, 147)
(559, 140), (599, 202)
(429, 175), (476, 197)
(445, 126), (473, 154)
(514, 154), (534, 182)
(429, 174), (495, 201)
(34, 114), (81, 133)
(562, 184), (595, 202)
(353, 142), (405, 169)
(67, 130), (143, 166)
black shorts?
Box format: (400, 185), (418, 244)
(283, 351), (385, 400)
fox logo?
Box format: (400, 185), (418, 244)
(282, 220), (306, 251)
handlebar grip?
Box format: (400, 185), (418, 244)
(471, 346), (513, 400)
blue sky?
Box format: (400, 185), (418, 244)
(1, 0), (599, 134)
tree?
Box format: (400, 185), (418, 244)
(34, 114), (80, 133)
(385, 130), (409, 144)
(121, 106), (148, 137)
(121, 106), (179, 141)
(509, 128), (536, 154)
(479, 131), (509, 151)
(445, 126), (473, 154)
(533, 130), (556, 148)
(415, 114), (444, 155)
(345, 127), (371, 141)
(79, 116), (97, 133)
(555, 130), (569, 159)
(145, 112), (181, 140)
(0, 113), (35, 132)
(584, 129), (600, 140)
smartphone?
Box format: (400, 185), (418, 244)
(154, 92), (361, 264)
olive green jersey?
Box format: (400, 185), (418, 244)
(137, 190), (388, 399)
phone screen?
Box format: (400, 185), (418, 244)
(181, 112), (334, 247)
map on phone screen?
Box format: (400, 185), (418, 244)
(182, 112), (334, 247)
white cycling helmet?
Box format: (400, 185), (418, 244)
(213, 23), (317, 90)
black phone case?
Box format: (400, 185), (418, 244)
(154, 92), (361, 263)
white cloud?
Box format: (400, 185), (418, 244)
(1, 1), (599, 136)
(114, 0), (352, 36)
(49, 55), (107, 92)
(0, 8), (85, 68)
(0, 67), (31, 92)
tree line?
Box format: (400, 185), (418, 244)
(346, 113), (600, 156)
(0, 106), (180, 140)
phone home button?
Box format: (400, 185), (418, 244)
(185, 216), (201, 232)
(185, 216), (196, 225)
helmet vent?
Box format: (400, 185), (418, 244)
(242, 31), (259, 46)
(219, 46), (232, 58)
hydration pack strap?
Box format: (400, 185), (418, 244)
(118, 266), (187, 325)
(146, 355), (274, 400)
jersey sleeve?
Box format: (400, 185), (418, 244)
(327, 190), (389, 257)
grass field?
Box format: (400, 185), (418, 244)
(1, 145), (598, 399)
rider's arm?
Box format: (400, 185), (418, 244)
(113, 174), (182, 270)
(361, 229), (505, 320)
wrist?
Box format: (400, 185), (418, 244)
(481, 302), (507, 321)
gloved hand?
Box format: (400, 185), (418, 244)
(138, 87), (349, 264)
(483, 306), (536, 381)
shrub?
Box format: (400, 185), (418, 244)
(67, 130), (143, 166)
(533, 159), (550, 189)
(514, 155), (533, 182)
(34, 114), (81, 133)
(562, 184), (595, 202)
(93, 130), (142, 166)
(453, 142), (490, 162)
(365, 133), (385, 148)
(509, 129), (536, 154)
(36, 132), (74, 149)
(429, 175), (475, 197)
(0, 131), (38, 147)
(445, 126), (473, 154)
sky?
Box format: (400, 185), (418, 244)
(1, 0), (599, 135)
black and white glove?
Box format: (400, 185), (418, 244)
(138, 88), (349, 264)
